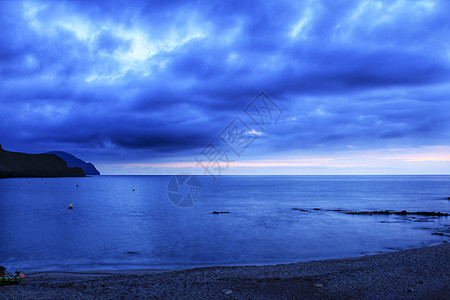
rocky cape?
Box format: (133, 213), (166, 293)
(0, 145), (85, 178)
(46, 151), (100, 175)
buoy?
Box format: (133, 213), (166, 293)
(132, 189), (135, 191)
(68, 204), (73, 209)
(76, 185), (79, 187)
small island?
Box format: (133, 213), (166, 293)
(0, 145), (86, 178)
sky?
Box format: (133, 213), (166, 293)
(1, 0), (450, 175)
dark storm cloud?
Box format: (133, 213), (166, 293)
(1, 0), (450, 164)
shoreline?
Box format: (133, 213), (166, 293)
(1, 243), (449, 299)
(16, 240), (448, 274)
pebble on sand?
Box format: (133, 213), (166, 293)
(314, 283), (323, 287)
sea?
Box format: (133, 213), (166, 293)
(0, 175), (449, 272)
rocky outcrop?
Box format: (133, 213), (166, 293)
(47, 151), (100, 175)
(341, 210), (449, 216)
(0, 145), (85, 178)
(292, 208), (449, 217)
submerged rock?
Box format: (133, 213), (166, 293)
(432, 232), (445, 236)
(292, 208), (309, 212)
(343, 210), (449, 217)
(414, 218), (432, 222)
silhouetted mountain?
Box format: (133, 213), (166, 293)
(47, 151), (100, 175)
(0, 145), (85, 178)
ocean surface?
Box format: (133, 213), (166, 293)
(0, 175), (449, 272)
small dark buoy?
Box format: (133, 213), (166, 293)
(68, 204), (73, 209)
(447, 197), (450, 200)
(132, 189), (135, 191)
(76, 185), (79, 187)
(45, 182), (47, 184)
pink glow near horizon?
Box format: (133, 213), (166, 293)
(101, 146), (450, 173)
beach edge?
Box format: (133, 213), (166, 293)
(2, 242), (449, 299)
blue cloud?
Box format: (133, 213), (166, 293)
(1, 0), (450, 169)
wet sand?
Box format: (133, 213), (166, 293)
(1, 243), (449, 299)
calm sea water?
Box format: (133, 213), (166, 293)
(0, 175), (449, 272)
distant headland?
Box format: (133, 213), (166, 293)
(46, 151), (100, 175)
(0, 145), (87, 178)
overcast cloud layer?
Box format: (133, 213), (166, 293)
(1, 0), (450, 174)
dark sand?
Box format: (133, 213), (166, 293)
(1, 243), (449, 299)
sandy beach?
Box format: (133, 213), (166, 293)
(1, 243), (449, 299)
